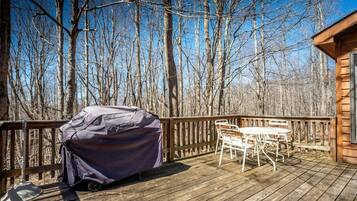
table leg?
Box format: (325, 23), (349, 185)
(262, 147), (276, 171)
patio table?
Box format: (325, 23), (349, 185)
(238, 127), (291, 171)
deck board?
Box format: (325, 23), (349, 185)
(34, 152), (357, 201)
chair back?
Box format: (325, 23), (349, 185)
(220, 124), (241, 139)
(268, 119), (289, 128)
(215, 119), (229, 135)
(215, 119), (228, 125)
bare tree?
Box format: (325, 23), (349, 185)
(204, 0), (214, 115)
(135, 0), (142, 107)
(55, 0), (64, 118)
(194, 1), (201, 116)
(0, 0), (10, 120)
(163, 0), (179, 117)
(177, 0), (184, 115)
(65, 0), (81, 117)
(84, 2), (89, 107)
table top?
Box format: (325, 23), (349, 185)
(239, 127), (291, 135)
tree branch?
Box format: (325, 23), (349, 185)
(28, 0), (71, 35)
(85, 0), (135, 12)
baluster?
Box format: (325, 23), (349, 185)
(4, 130), (8, 190)
(313, 121), (317, 145)
(0, 129), (5, 195)
(206, 120), (210, 150)
(38, 128), (43, 180)
(305, 120), (308, 145)
(291, 121), (295, 146)
(10, 129), (15, 184)
(322, 121), (326, 146)
(176, 122), (181, 158)
(24, 128), (29, 181)
(188, 121), (192, 155)
(298, 121), (302, 144)
(50, 128), (56, 178)
(203, 120), (207, 151)
(182, 121), (186, 157)
(196, 120), (200, 155)
(162, 122), (167, 161)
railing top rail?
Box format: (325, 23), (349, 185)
(160, 115), (335, 121)
(0, 120), (68, 130)
(238, 115), (335, 120)
(0, 115), (336, 130)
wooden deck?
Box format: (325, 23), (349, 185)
(31, 152), (357, 201)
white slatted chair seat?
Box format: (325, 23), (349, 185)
(218, 124), (259, 173)
(221, 135), (253, 149)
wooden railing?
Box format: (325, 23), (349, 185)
(0, 115), (336, 195)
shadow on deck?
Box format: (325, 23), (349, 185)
(34, 152), (357, 201)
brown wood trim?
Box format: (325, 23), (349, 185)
(0, 120), (68, 130)
(343, 144), (357, 150)
(0, 130), (5, 195)
(336, 38), (344, 162)
(175, 141), (216, 151)
(1, 164), (61, 178)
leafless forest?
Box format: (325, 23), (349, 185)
(1, 0), (339, 121)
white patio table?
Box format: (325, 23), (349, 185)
(238, 127), (291, 171)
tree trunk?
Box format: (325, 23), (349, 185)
(65, 0), (80, 118)
(177, 0), (184, 116)
(259, 1), (266, 115)
(215, 0), (224, 115)
(84, 2), (90, 107)
(252, 0), (260, 115)
(314, 0), (327, 116)
(204, 0), (213, 115)
(55, 0), (64, 119)
(0, 0), (10, 120)
(135, 0), (142, 107)
(194, 1), (201, 115)
(163, 0), (179, 117)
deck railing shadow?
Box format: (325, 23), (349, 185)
(37, 182), (80, 201)
(98, 162), (191, 191)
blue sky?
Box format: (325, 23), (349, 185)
(329, 0), (357, 24)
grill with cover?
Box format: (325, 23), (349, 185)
(59, 106), (162, 190)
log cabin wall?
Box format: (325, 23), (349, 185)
(336, 26), (357, 164)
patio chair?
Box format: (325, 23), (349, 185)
(268, 119), (291, 159)
(214, 119), (229, 155)
(218, 124), (258, 173)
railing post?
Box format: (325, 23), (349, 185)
(238, 116), (242, 127)
(50, 128), (56, 178)
(0, 128), (5, 196)
(166, 118), (175, 162)
(329, 117), (337, 161)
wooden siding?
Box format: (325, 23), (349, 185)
(336, 27), (357, 164)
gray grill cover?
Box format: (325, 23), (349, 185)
(59, 106), (162, 186)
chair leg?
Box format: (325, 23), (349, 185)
(241, 147), (247, 173)
(215, 137), (220, 155)
(230, 145), (233, 160)
(257, 145), (260, 167)
(276, 140), (279, 162)
(219, 142), (225, 166)
(286, 137), (290, 158)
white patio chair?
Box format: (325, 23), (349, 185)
(268, 119), (290, 160)
(214, 119), (229, 155)
(218, 124), (258, 173)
